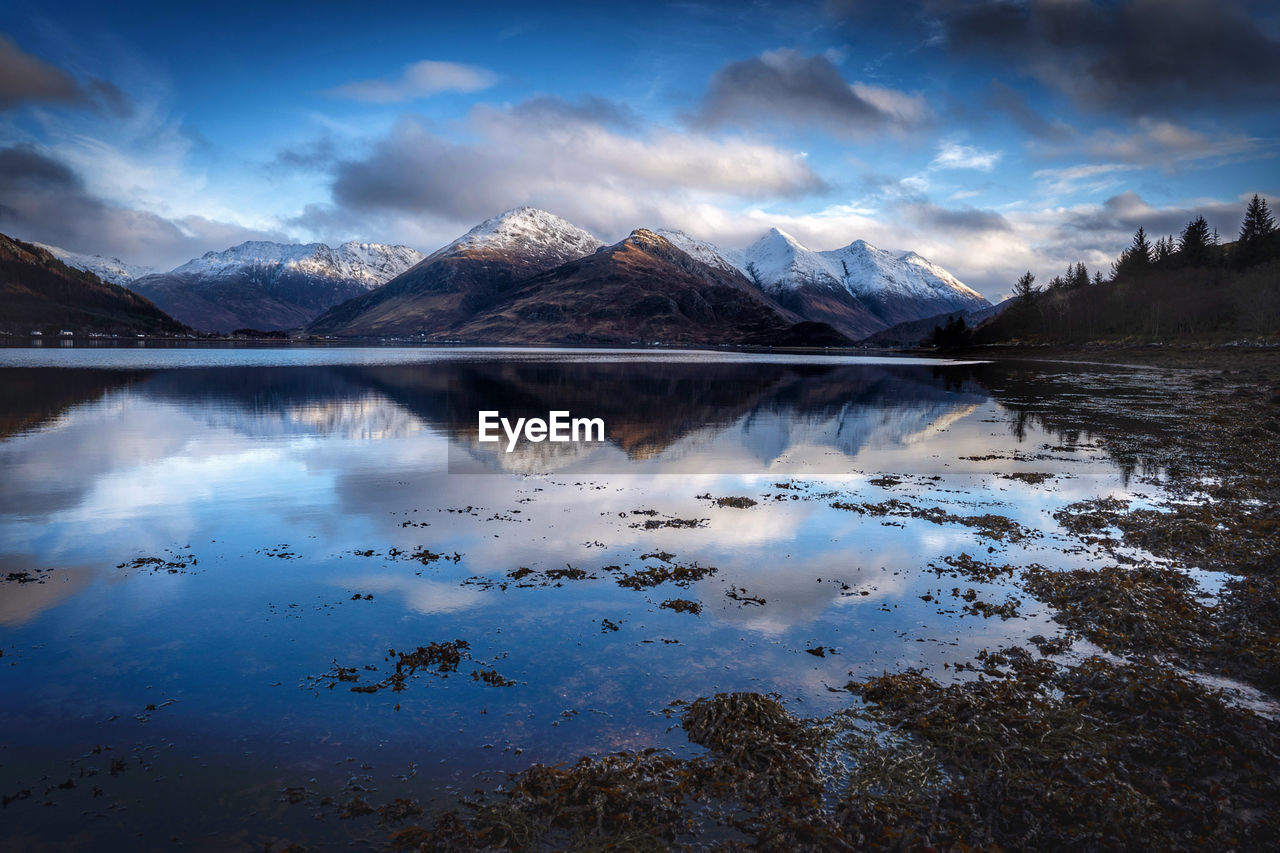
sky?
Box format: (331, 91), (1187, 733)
(1, 0), (1277, 299)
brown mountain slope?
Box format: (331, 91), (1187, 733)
(306, 247), (559, 337)
(307, 207), (602, 337)
(449, 229), (846, 345)
(0, 233), (187, 336)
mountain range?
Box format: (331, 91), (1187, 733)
(125, 241), (424, 332)
(26, 208), (990, 344)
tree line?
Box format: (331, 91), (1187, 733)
(931, 195), (1278, 346)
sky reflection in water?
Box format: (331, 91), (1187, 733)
(0, 348), (1157, 847)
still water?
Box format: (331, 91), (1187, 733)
(0, 347), (1168, 850)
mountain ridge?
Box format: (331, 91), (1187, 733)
(129, 239), (425, 332)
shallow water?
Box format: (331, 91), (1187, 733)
(0, 347), (1173, 850)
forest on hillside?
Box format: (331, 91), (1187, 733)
(931, 196), (1280, 346)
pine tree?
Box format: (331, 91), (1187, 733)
(1092, 270), (1104, 286)
(1154, 235), (1173, 264)
(1113, 226), (1152, 277)
(1236, 195), (1276, 267)
(1177, 216), (1213, 267)
(1013, 270), (1038, 303)
(1131, 226), (1152, 264)
(1072, 262), (1089, 288)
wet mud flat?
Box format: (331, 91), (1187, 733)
(2, 350), (1279, 850)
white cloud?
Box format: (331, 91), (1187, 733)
(929, 140), (1001, 171)
(1031, 163), (1142, 196)
(305, 97), (827, 249)
(326, 60), (500, 103)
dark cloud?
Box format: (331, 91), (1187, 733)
(693, 50), (928, 137)
(984, 80), (1073, 140)
(0, 34), (81, 109)
(0, 144), (81, 188)
(0, 35), (131, 115)
(906, 202), (1012, 233)
(0, 145), (289, 269)
(936, 0), (1280, 115)
(507, 95), (640, 131)
(1063, 190), (1244, 240)
(269, 137), (340, 172)
(330, 123), (477, 218)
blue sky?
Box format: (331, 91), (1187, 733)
(1, 0), (1277, 297)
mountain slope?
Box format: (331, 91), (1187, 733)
(131, 240), (425, 332)
(446, 229), (844, 345)
(307, 208), (604, 337)
(0, 233), (187, 335)
(33, 243), (155, 285)
(859, 300), (1010, 347)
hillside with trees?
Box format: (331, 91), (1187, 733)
(932, 196), (1279, 347)
(0, 232), (189, 337)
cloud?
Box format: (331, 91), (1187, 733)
(0, 145), (290, 270)
(693, 49), (929, 137)
(937, 0), (1280, 116)
(326, 59), (499, 102)
(1031, 163), (1143, 196)
(0, 34), (81, 109)
(1079, 120), (1264, 166)
(930, 140), (1000, 171)
(0, 34), (130, 114)
(1061, 190), (1244, 240)
(984, 80), (1073, 140)
(904, 202), (1012, 233)
(305, 95), (826, 244)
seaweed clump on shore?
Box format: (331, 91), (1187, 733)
(1023, 563), (1280, 692)
(372, 652), (1279, 852)
(841, 651), (1280, 851)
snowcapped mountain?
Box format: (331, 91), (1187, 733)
(169, 240), (424, 290)
(654, 229), (747, 275)
(34, 243), (156, 286)
(655, 226), (987, 337)
(432, 207), (603, 263)
(130, 240), (425, 333)
(739, 228), (985, 306)
(307, 208), (605, 338)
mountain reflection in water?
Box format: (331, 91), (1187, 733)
(0, 350), (1152, 851)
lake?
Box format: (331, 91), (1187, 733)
(0, 346), (1182, 850)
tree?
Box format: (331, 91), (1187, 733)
(1092, 270), (1104, 287)
(1072, 262), (1090, 288)
(1177, 216), (1213, 267)
(1236, 194), (1276, 267)
(929, 314), (970, 348)
(1154, 235), (1174, 264)
(1013, 270), (1038, 303)
(1113, 226), (1152, 277)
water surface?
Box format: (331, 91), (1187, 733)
(0, 347), (1168, 850)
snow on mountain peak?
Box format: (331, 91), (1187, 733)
(34, 242), (156, 286)
(169, 240), (425, 289)
(437, 207), (603, 261)
(657, 226), (987, 308)
(653, 228), (747, 274)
